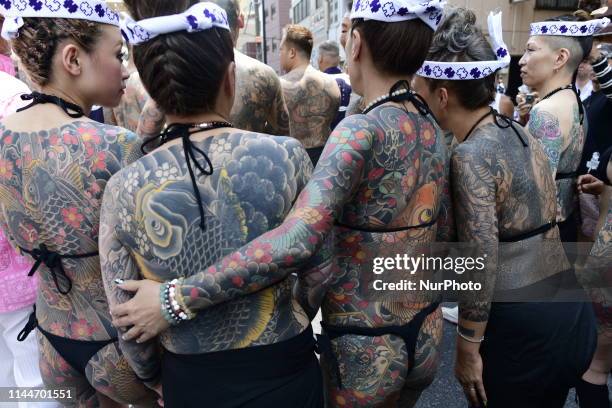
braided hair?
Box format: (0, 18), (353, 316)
(124, 0), (234, 116)
(11, 18), (102, 86)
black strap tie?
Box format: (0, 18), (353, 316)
(142, 121), (233, 231)
(540, 83), (584, 125)
(16, 92), (85, 118)
(17, 305), (38, 342)
(19, 244), (98, 295)
(465, 108), (528, 147)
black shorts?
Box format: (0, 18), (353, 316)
(162, 326), (323, 408)
(481, 300), (596, 408)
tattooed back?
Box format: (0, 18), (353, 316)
(528, 94), (585, 222)
(0, 111), (141, 340)
(101, 131), (313, 354)
(322, 105), (448, 324)
(233, 51), (290, 136)
(281, 65), (341, 149)
(451, 123), (568, 291)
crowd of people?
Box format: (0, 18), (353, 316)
(0, 0), (610, 407)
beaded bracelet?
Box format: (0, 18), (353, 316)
(173, 278), (196, 320)
(160, 281), (183, 325)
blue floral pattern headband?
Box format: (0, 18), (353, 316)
(417, 11), (510, 81)
(121, 2), (229, 45)
(530, 17), (610, 37)
(0, 0), (119, 40)
(350, 0), (446, 31)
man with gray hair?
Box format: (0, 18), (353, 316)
(318, 40), (352, 130)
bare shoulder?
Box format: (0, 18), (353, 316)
(235, 50), (279, 79)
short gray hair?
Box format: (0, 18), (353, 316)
(318, 40), (340, 58)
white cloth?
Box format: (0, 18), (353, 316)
(350, 0), (445, 30)
(530, 18), (610, 37)
(417, 11), (510, 80)
(0, 308), (60, 408)
(578, 80), (594, 101)
(121, 2), (229, 45)
(1, 0), (120, 40)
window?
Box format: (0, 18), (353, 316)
(292, 0), (310, 23)
(271, 4), (276, 16)
(331, 0), (338, 23)
(535, 0), (579, 10)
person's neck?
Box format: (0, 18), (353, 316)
(361, 74), (412, 109)
(165, 111), (231, 126)
(39, 85), (91, 116)
(320, 63), (337, 72)
(448, 105), (493, 143)
(288, 61), (309, 74)
(534, 73), (574, 99)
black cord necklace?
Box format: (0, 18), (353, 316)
(540, 84), (574, 102)
(16, 91), (85, 118)
(142, 121), (233, 231)
(363, 80), (432, 116)
(464, 108), (528, 147)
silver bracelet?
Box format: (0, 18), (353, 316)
(456, 326), (485, 343)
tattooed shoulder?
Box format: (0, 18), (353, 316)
(234, 51), (289, 135)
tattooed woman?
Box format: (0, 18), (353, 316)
(110, 1), (450, 407)
(413, 8), (597, 408)
(0, 1), (157, 406)
(519, 12), (609, 254)
(102, 1), (319, 407)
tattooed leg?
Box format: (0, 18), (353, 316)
(37, 333), (99, 408)
(323, 334), (409, 408)
(86, 343), (158, 407)
(398, 309), (443, 408)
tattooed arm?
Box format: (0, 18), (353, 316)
(99, 173), (161, 388)
(528, 106), (563, 176)
(451, 142), (499, 404)
(293, 235), (334, 320)
(451, 144), (499, 339)
(175, 115), (375, 312)
(136, 99), (165, 142)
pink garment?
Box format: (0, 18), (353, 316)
(0, 54), (15, 77)
(0, 72), (36, 313)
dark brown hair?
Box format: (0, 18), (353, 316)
(351, 17), (433, 76)
(10, 18), (102, 86)
(124, 0), (234, 116)
(283, 24), (313, 58)
(424, 7), (496, 110)
(210, 0), (240, 42)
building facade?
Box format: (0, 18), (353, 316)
(264, 0), (292, 72)
(290, 0), (351, 66)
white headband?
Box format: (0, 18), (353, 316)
(530, 17), (610, 37)
(416, 11), (509, 81)
(121, 2), (229, 45)
(350, 0), (446, 31)
(0, 0), (119, 40)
